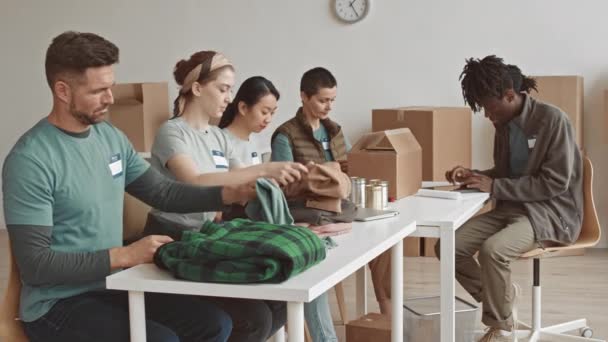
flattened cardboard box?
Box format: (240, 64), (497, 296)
(372, 107), (472, 182)
(348, 128), (422, 200)
(530, 76), (584, 148)
(346, 313), (391, 342)
(108, 82), (171, 152)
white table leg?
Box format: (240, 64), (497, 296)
(391, 240), (403, 342)
(269, 326), (286, 342)
(356, 266), (368, 317)
(440, 227), (455, 342)
(287, 302), (304, 342)
(128, 291), (147, 342)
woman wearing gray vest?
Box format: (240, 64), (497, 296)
(145, 51), (309, 342)
(220, 76), (338, 342)
(271, 67), (351, 173)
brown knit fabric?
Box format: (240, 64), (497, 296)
(282, 162), (351, 213)
(271, 107), (347, 164)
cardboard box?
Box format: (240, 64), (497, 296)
(372, 107), (472, 181)
(108, 82), (171, 152)
(348, 128), (422, 200)
(346, 313), (390, 342)
(605, 90), (608, 144)
(530, 76), (584, 148)
(404, 237), (422, 257)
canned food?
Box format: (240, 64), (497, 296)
(351, 177), (366, 208)
(379, 181), (389, 209)
(365, 184), (384, 210)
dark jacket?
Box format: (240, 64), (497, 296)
(482, 95), (583, 246)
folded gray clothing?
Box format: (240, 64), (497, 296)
(288, 199), (357, 226)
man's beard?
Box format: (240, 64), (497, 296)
(69, 101), (106, 126)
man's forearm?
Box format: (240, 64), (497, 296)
(8, 225), (111, 286)
(126, 167), (227, 213)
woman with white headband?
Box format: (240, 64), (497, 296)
(145, 51), (307, 342)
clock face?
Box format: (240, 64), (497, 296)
(334, 0), (369, 23)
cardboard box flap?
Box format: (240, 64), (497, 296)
(384, 128), (421, 153)
(351, 128), (421, 153)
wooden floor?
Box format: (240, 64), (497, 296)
(1, 230), (606, 341)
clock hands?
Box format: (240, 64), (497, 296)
(349, 0), (360, 17)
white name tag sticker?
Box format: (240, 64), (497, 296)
(528, 138), (536, 149)
(322, 140), (330, 150)
(251, 152), (261, 165)
(109, 153), (123, 177)
(212, 150), (228, 169)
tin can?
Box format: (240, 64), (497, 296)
(365, 184), (384, 210)
(368, 179), (381, 185)
(379, 181), (389, 209)
(349, 177), (358, 203)
(350, 177), (366, 207)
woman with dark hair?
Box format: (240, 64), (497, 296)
(437, 55), (583, 342)
(219, 76), (339, 342)
(218, 76), (280, 165)
(145, 51), (310, 342)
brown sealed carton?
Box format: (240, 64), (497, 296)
(605, 90), (608, 144)
(530, 76), (584, 148)
(346, 313), (391, 342)
(108, 82), (171, 152)
(372, 107), (472, 182)
(403, 236), (422, 257)
(348, 128), (422, 200)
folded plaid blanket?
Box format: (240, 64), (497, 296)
(154, 218), (326, 283)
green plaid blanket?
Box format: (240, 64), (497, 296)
(154, 218), (326, 283)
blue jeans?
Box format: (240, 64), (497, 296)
(304, 292), (337, 342)
(23, 290), (232, 342)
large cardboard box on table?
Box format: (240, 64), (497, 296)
(348, 128), (422, 200)
(108, 82), (171, 152)
(346, 313), (390, 342)
(348, 128), (423, 256)
(372, 107), (472, 182)
(530, 76), (584, 148)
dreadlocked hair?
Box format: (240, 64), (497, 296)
(459, 55), (537, 112)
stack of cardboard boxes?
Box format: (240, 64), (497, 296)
(370, 107), (473, 257)
(107, 82), (171, 241)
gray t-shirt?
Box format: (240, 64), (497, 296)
(222, 128), (262, 166)
(150, 117), (241, 227)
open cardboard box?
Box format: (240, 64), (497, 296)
(348, 128), (422, 200)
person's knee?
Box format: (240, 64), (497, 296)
(147, 321), (180, 342)
(478, 239), (503, 265)
(215, 309), (233, 341)
(240, 303), (274, 340)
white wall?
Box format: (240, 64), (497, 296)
(1, 0), (606, 246)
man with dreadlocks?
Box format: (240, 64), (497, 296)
(435, 55), (583, 342)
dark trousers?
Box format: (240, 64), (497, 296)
(23, 290), (231, 342)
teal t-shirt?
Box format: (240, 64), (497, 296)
(2, 119), (149, 322)
(508, 121), (529, 178)
(271, 125), (351, 162)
